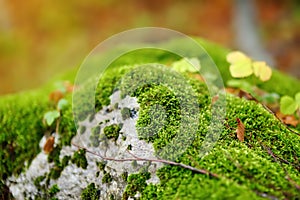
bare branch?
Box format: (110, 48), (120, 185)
(72, 142), (219, 178)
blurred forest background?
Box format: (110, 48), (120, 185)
(0, 0), (299, 95)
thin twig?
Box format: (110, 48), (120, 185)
(72, 142), (219, 178)
(55, 117), (60, 135)
(260, 142), (300, 191)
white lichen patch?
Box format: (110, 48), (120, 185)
(7, 91), (163, 199)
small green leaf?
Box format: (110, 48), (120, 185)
(295, 92), (300, 107)
(226, 79), (253, 93)
(57, 98), (68, 111)
(44, 111), (60, 126)
(261, 93), (280, 104)
(172, 57), (200, 73)
(280, 96), (298, 115)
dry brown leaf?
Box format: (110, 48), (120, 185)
(191, 74), (205, 82)
(49, 90), (64, 104)
(276, 112), (299, 127)
(212, 95), (219, 104)
(64, 81), (75, 93)
(225, 87), (239, 95)
(43, 136), (55, 154)
(236, 118), (245, 142)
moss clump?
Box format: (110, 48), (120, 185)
(33, 175), (61, 199)
(48, 146), (61, 165)
(79, 125), (86, 134)
(48, 184), (60, 196)
(121, 107), (131, 120)
(81, 183), (100, 200)
(71, 149), (88, 169)
(1, 37), (300, 199)
(0, 180), (13, 200)
(0, 91), (49, 180)
(47, 155), (70, 181)
(34, 175), (46, 189)
(90, 125), (101, 147)
(116, 63), (300, 198)
(103, 124), (121, 141)
(102, 171), (113, 183)
(96, 161), (106, 171)
(121, 172), (128, 182)
(123, 172), (151, 200)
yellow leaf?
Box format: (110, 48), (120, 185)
(227, 51), (253, 78)
(252, 61), (272, 81)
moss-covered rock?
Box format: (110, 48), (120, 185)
(1, 37), (300, 199)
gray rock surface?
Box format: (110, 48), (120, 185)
(7, 91), (162, 199)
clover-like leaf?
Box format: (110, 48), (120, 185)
(57, 98), (68, 111)
(227, 51), (253, 78)
(295, 92), (300, 107)
(252, 61), (272, 81)
(172, 57), (200, 73)
(44, 110), (60, 126)
(280, 96), (298, 115)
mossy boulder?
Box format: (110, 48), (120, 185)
(1, 38), (300, 199)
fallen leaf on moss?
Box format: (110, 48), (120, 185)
(49, 90), (64, 104)
(212, 95), (219, 104)
(43, 136), (55, 154)
(276, 112), (299, 127)
(64, 81), (75, 93)
(236, 118), (245, 142)
(225, 87), (239, 95)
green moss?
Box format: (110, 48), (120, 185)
(109, 194), (115, 200)
(34, 175), (46, 188)
(79, 126), (86, 134)
(121, 172), (128, 182)
(103, 124), (121, 141)
(48, 184), (60, 196)
(71, 149), (88, 169)
(90, 125), (101, 147)
(48, 146), (61, 165)
(58, 96), (76, 146)
(115, 62), (300, 198)
(81, 183), (100, 200)
(33, 175), (61, 199)
(48, 166), (63, 180)
(102, 171), (113, 183)
(47, 155), (70, 181)
(121, 107), (131, 120)
(96, 161), (106, 171)
(0, 180), (13, 200)
(1, 37), (300, 199)
(0, 91), (50, 180)
(123, 172), (151, 200)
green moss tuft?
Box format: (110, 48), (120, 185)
(96, 161), (106, 171)
(71, 149), (88, 169)
(48, 184), (60, 196)
(123, 172), (151, 200)
(121, 107), (131, 120)
(103, 124), (121, 141)
(102, 171), (113, 183)
(81, 183), (100, 200)
(0, 91), (49, 180)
